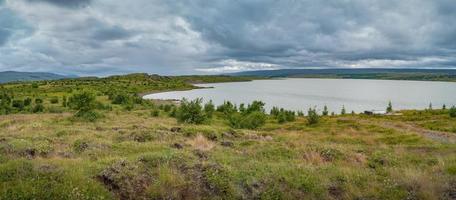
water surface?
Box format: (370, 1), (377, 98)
(144, 78), (456, 113)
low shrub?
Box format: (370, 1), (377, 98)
(176, 98), (207, 124)
(50, 97), (59, 104)
(228, 111), (266, 129)
(449, 106), (456, 118)
(307, 108), (319, 125)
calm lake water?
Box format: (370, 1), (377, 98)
(143, 78), (456, 113)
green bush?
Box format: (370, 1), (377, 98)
(49, 97), (59, 104)
(176, 98), (206, 124)
(322, 105), (329, 116)
(24, 98), (32, 107)
(12, 100), (25, 111)
(244, 100), (265, 114)
(229, 111), (266, 129)
(307, 108), (319, 125)
(35, 98), (43, 104)
(111, 93), (131, 105)
(449, 106), (456, 118)
(272, 107), (296, 123)
(151, 109), (160, 117)
(204, 100), (215, 118)
(32, 104), (45, 113)
(217, 101), (237, 116)
(68, 91), (99, 121)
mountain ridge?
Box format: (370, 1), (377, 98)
(0, 71), (76, 83)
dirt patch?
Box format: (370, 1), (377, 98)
(97, 160), (152, 200)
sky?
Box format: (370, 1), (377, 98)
(0, 0), (455, 76)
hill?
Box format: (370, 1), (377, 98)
(229, 68), (456, 81)
(0, 71), (74, 83)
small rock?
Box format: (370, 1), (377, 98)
(172, 143), (184, 149)
(170, 127), (181, 133)
(221, 141), (234, 147)
(25, 148), (36, 158)
(264, 136), (273, 141)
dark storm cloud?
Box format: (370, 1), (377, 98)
(26, 0), (91, 8)
(1, 0), (455, 75)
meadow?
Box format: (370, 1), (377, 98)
(0, 74), (455, 200)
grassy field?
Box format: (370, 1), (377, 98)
(0, 74), (455, 199)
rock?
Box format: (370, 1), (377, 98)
(221, 141), (234, 147)
(25, 148), (36, 159)
(170, 127), (181, 133)
(172, 143), (184, 149)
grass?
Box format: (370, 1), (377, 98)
(0, 109), (455, 199)
(0, 74), (455, 199)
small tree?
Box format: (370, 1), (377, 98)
(307, 107), (319, 125)
(68, 91), (98, 120)
(341, 106), (346, 115)
(204, 100), (215, 118)
(62, 95), (67, 107)
(449, 106), (456, 118)
(428, 103), (433, 110)
(24, 98), (32, 107)
(176, 98), (206, 124)
(386, 101), (393, 113)
(442, 104), (446, 110)
(322, 105), (329, 116)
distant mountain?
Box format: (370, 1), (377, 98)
(0, 71), (75, 83)
(228, 68), (456, 77)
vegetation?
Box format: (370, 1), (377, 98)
(0, 73), (455, 199)
(307, 107), (319, 125)
(387, 101), (393, 113)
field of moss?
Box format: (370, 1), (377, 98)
(0, 74), (455, 199)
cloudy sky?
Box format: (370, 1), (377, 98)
(0, 0), (455, 76)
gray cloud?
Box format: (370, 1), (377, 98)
(0, 0), (455, 75)
(26, 0), (91, 8)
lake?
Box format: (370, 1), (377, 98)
(143, 78), (456, 113)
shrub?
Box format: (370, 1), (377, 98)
(176, 98), (206, 124)
(151, 109), (160, 117)
(0, 92), (12, 115)
(35, 98), (43, 104)
(244, 100), (265, 114)
(24, 98), (32, 106)
(272, 107), (296, 123)
(68, 91), (96, 113)
(341, 106), (346, 115)
(62, 95), (67, 107)
(449, 106), (456, 118)
(12, 100), (25, 110)
(74, 110), (100, 122)
(217, 101), (237, 116)
(204, 100), (215, 118)
(112, 93), (131, 105)
(386, 101), (393, 113)
(322, 105), (329, 116)
(307, 108), (319, 125)
(32, 104), (45, 113)
(50, 97), (59, 104)
(68, 91), (99, 121)
(229, 111), (266, 129)
(270, 106), (280, 116)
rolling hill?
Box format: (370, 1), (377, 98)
(0, 71), (74, 83)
